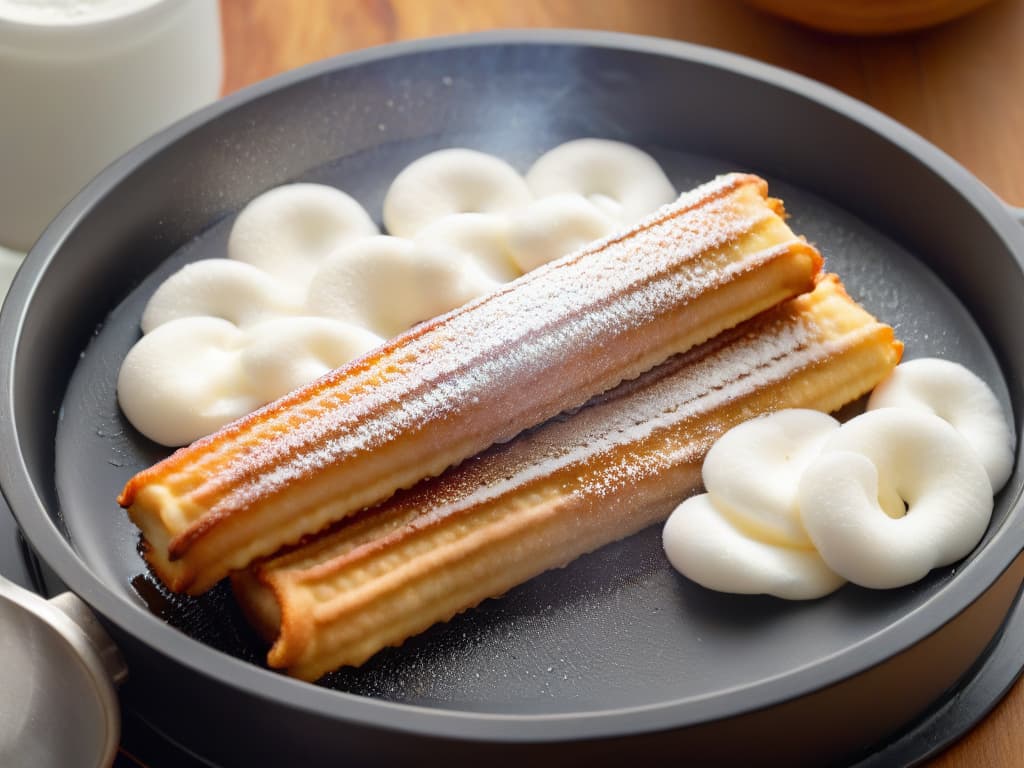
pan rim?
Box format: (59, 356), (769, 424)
(1, 28), (1023, 743)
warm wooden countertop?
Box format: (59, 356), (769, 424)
(218, 2), (1024, 766)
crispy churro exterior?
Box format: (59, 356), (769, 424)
(233, 276), (902, 680)
(120, 173), (822, 594)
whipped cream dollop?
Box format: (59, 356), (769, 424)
(663, 359), (1014, 597)
(226, 183), (380, 300)
(118, 316), (381, 448)
(306, 235), (501, 338)
(525, 138), (678, 225)
(118, 139), (677, 446)
(382, 149), (532, 238)
(702, 409), (839, 549)
(800, 409), (993, 589)
(663, 410), (846, 600)
(867, 357), (1014, 492)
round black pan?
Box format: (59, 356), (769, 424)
(1, 31), (1022, 767)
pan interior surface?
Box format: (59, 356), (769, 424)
(53, 133), (1014, 715)
(0, 37), (1012, 739)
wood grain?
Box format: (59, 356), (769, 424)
(218, 2), (1024, 766)
(221, 0), (1024, 205)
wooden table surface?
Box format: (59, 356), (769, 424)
(218, 2), (1024, 766)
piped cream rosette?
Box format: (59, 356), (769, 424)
(663, 410), (847, 600)
(118, 139), (677, 446)
(663, 358), (1014, 597)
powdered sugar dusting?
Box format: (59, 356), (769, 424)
(439, 306), (830, 510)
(139, 174), (808, 544)
(271, 282), (884, 585)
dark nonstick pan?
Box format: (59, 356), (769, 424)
(2, 31), (1023, 767)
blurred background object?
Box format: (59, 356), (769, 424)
(0, 0), (223, 255)
(218, 0), (1023, 210)
(741, 0), (998, 34)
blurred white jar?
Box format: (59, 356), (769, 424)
(0, 0), (223, 253)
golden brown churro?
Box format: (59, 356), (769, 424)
(233, 276), (902, 680)
(120, 173), (822, 595)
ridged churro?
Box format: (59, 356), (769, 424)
(233, 276), (902, 680)
(120, 173), (822, 594)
